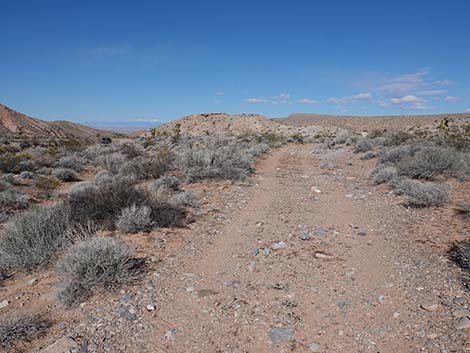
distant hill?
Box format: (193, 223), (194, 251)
(275, 113), (470, 131)
(0, 104), (108, 140)
(147, 112), (282, 136)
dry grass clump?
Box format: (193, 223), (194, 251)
(0, 313), (49, 351)
(449, 239), (470, 289)
(394, 179), (451, 207)
(370, 166), (398, 185)
(116, 205), (153, 233)
(51, 167), (79, 182)
(56, 237), (139, 304)
(0, 206), (70, 272)
(354, 138), (373, 153)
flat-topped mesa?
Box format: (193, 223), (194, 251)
(147, 112), (283, 137)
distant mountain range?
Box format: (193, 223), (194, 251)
(0, 104), (109, 140)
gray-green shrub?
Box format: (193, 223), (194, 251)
(0, 313), (48, 350)
(116, 205), (153, 233)
(56, 237), (138, 304)
(394, 179), (451, 207)
(354, 138), (373, 153)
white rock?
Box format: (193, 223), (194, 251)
(0, 300), (9, 309)
(273, 242), (287, 250)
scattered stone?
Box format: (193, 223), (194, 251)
(248, 261), (257, 272)
(268, 326), (294, 344)
(262, 248), (271, 256)
(197, 289), (218, 297)
(311, 186), (321, 194)
(39, 336), (78, 353)
(146, 304), (156, 311)
(416, 329), (426, 338)
(315, 252), (333, 260)
(300, 232), (311, 241)
(337, 300), (351, 312)
(420, 303), (438, 312)
(273, 241), (287, 250)
(165, 329), (177, 341)
(0, 300), (9, 309)
(427, 333), (438, 339)
(357, 229), (368, 236)
(27, 278), (38, 286)
(453, 297), (465, 305)
(120, 309), (138, 321)
(313, 228), (328, 237)
(452, 309), (470, 318)
(250, 248), (260, 256)
(456, 316), (470, 330)
(382, 281), (394, 288)
(309, 342), (322, 352)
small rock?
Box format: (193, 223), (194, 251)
(0, 300), (9, 309)
(427, 333), (438, 339)
(146, 304), (156, 311)
(314, 252), (333, 260)
(300, 232), (311, 241)
(27, 278), (38, 286)
(250, 248), (260, 256)
(416, 329), (426, 338)
(273, 242), (287, 250)
(311, 186), (321, 193)
(262, 248), (271, 256)
(357, 229), (368, 236)
(248, 261), (257, 272)
(453, 297), (466, 305)
(120, 309), (138, 321)
(452, 309), (470, 318)
(165, 329), (177, 341)
(197, 289), (218, 297)
(420, 303), (438, 312)
(309, 342), (322, 352)
(268, 326), (294, 344)
(456, 316), (470, 330)
(39, 336), (78, 353)
(313, 228), (328, 237)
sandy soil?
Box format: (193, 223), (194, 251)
(2, 143), (469, 353)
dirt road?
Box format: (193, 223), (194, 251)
(68, 143), (468, 353)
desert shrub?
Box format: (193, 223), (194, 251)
(177, 136), (253, 182)
(151, 175), (180, 192)
(18, 159), (37, 172)
(449, 239), (470, 288)
(36, 167), (52, 175)
(455, 203), (470, 221)
(120, 152), (172, 180)
(97, 152), (128, 174)
(66, 177), (185, 228)
(379, 145), (414, 164)
(170, 191), (200, 209)
(0, 206), (70, 272)
(0, 188), (30, 211)
(0, 313), (48, 350)
(333, 130), (351, 145)
(394, 179), (451, 207)
(95, 170), (113, 184)
(51, 168), (79, 182)
(382, 131), (414, 146)
(0, 212), (8, 224)
(55, 155), (84, 172)
(361, 151), (376, 160)
(116, 205), (153, 233)
(0, 153), (21, 173)
(354, 138), (373, 153)
(371, 166), (398, 185)
(0, 180), (10, 192)
(120, 142), (144, 158)
(19, 171), (35, 179)
(397, 146), (467, 180)
(0, 174), (16, 185)
(247, 143), (270, 157)
(56, 237), (138, 304)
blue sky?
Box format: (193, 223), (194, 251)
(1, 0), (470, 127)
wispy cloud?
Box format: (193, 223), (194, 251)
(299, 98), (319, 104)
(244, 92), (292, 104)
(129, 117), (162, 122)
(415, 89), (448, 96)
(390, 95), (424, 105)
(444, 95), (459, 103)
(215, 91), (225, 96)
(327, 92), (372, 105)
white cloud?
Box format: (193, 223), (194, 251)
(299, 98), (319, 104)
(390, 95), (424, 105)
(415, 89), (447, 96)
(351, 92), (372, 102)
(444, 96), (459, 103)
(411, 102), (431, 110)
(130, 118), (162, 122)
(244, 97), (269, 104)
(215, 91), (225, 96)
(327, 97), (342, 105)
(278, 92), (290, 100)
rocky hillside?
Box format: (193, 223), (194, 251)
(148, 113), (282, 136)
(0, 104), (106, 140)
(275, 112), (470, 131)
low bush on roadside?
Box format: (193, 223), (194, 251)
(0, 188), (30, 211)
(0, 206), (70, 272)
(66, 177), (185, 229)
(51, 168), (79, 182)
(97, 152), (128, 175)
(34, 175), (61, 197)
(56, 237), (139, 304)
(151, 176), (180, 192)
(116, 205), (153, 233)
(354, 138), (373, 153)
(397, 146), (467, 180)
(370, 166), (398, 185)
(0, 313), (49, 351)
(120, 150), (173, 180)
(394, 179), (451, 207)
(379, 145), (415, 164)
(448, 239), (470, 289)
(177, 135), (254, 182)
